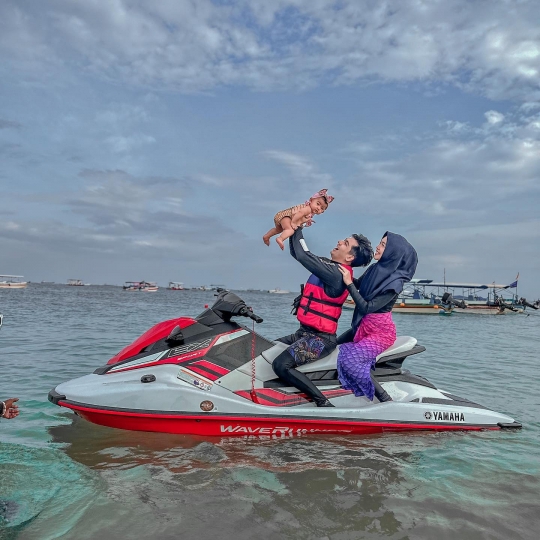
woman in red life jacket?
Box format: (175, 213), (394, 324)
(272, 228), (373, 407)
(337, 232), (418, 402)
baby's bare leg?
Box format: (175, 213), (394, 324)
(263, 226), (281, 246)
(276, 217), (294, 250)
(276, 227), (296, 250)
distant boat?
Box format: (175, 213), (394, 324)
(168, 282), (184, 290)
(123, 281), (158, 292)
(0, 275), (28, 289)
(343, 295), (354, 310)
(67, 279), (84, 286)
(268, 288), (290, 294)
(393, 277), (529, 315)
(40, 281), (55, 284)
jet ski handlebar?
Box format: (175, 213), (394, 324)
(207, 289), (264, 324)
(238, 306), (264, 323)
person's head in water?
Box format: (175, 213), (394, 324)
(331, 234), (373, 267)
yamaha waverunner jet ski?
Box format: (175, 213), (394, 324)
(49, 290), (521, 437)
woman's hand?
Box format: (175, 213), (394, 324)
(338, 265), (353, 286)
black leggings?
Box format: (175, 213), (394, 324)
(272, 352), (328, 405)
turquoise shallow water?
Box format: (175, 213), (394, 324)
(1, 284), (539, 539)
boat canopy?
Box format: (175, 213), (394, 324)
(421, 282), (513, 289)
(407, 279), (516, 289)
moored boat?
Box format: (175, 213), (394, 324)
(123, 281), (158, 292)
(393, 276), (534, 315)
(393, 299), (452, 315)
(0, 275), (28, 289)
(168, 282), (184, 290)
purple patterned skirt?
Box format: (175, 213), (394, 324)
(337, 312), (396, 400)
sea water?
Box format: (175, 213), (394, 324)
(1, 284), (539, 539)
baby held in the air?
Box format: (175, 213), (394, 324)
(263, 189), (334, 250)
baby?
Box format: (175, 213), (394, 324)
(263, 189), (334, 250)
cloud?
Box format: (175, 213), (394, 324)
(485, 110), (505, 125)
(65, 169), (219, 236)
(0, 118), (22, 129)
(0, 168), (256, 265)
(411, 219), (540, 285)
(337, 106), (540, 233)
(1, 0), (539, 100)
(105, 134), (156, 153)
(0, 166), (300, 289)
(263, 150), (332, 186)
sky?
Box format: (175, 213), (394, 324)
(0, 0), (539, 296)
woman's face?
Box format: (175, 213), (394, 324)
(374, 236), (387, 261)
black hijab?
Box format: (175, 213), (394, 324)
(359, 232), (418, 301)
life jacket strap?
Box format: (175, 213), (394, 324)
(300, 292), (341, 322)
(302, 295), (344, 308)
(299, 306), (341, 323)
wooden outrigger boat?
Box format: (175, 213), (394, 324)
(393, 277), (537, 315)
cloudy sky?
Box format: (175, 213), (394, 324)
(1, 0), (539, 295)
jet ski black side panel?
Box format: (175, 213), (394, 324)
(375, 344), (426, 369)
(205, 330), (275, 371)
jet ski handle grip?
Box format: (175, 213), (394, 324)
(238, 306), (264, 323)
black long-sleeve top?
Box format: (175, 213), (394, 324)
(347, 274), (398, 332)
(289, 228), (347, 298)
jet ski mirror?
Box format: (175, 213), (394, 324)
(165, 325), (184, 346)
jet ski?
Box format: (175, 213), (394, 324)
(48, 290), (521, 437)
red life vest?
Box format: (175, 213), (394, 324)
(296, 265), (353, 334)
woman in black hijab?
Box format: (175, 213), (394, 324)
(336, 232), (417, 402)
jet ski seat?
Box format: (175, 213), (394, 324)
(375, 336), (417, 363)
(262, 336), (417, 372)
